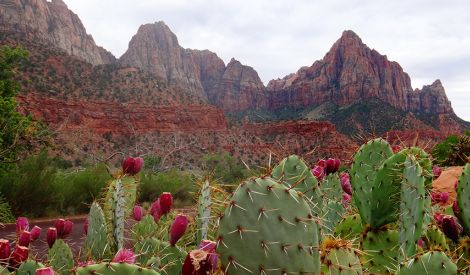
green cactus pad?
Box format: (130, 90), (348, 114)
(85, 202), (109, 260)
(217, 176), (321, 274)
(132, 215), (159, 241)
(398, 156), (426, 259)
(76, 262), (160, 275)
(323, 247), (363, 275)
(135, 237), (160, 266)
(457, 163), (470, 236)
(322, 200), (346, 236)
(334, 214), (363, 242)
(104, 176), (138, 250)
(424, 226), (450, 251)
(271, 155), (321, 207)
(158, 243), (186, 275)
(196, 179), (211, 244)
(0, 265), (10, 274)
(360, 228), (399, 274)
(396, 251), (457, 275)
(320, 173), (343, 202)
(48, 239), (74, 275)
(16, 260), (45, 275)
(350, 138), (393, 225)
(456, 237), (470, 271)
(370, 147), (430, 228)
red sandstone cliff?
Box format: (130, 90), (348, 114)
(0, 0), (114, 65)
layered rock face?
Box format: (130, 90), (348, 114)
(0, 0), (114, 65)
(266, 30), (453, 114)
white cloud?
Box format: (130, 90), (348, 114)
(64, 0), (470, 121)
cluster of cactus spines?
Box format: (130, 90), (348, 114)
(457, 163), (470, 235)
(360, 227), (399, 273)
(103, 176), (138, 251)
(398, 156), (426, 259)
(396, 251), (457, 275)
(217, 176), (321, 274)
(350, 138), (394, 225)
(321, 239), (363, 275)
(75, 262), (159, 275)
(84, 202), (109, 260)
(196, 179), (211, 245)
(47, 239), (74, 275)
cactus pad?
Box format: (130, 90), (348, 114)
(217, 176), (321, 274)
(334, 214), (363, 242)
(350, 138), (393, 225)
(48, 239), (74, 275)
(424, 226), (450, 251)
(396, 251), (457, 275)
(360, 228), (399, 274)
(323, 247), (363, 275)
(76, 262), (160, 275)
(85, 202), (109, 260)
(196, 179), (211, 244)
(16, 260), (45, 275)
(457, 163), (470, 236)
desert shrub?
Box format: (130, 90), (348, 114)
(54, 164), (110, 215)
(139, 169), (194, 206)
(432, 135), (459, 164)
(201, 152), (250, 184)
(0, 194), (14, 223)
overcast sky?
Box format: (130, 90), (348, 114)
(63, 0), (470, 121)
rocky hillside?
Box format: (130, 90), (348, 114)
(0, 0), (468, 166)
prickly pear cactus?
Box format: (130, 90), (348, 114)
(271, 155), (321, 207)
(134, 237), (160, 267)
(104, 176), (138, 250)
(424, 225), (450, 251)
(360, 227), (399, 274)
(48, 239), (74, 275)
(396, 251), (457, 275)
(399, 156), (425, 259)
(320, 173), (343, 201)
(322, 201), (346, 236)
(350, 138), (393, 225)
(334, 214), (363, 241)
(16, 260), (45, 275)
(158, 242), (186, 275)
(322, 241), (363, 275)
(132, 215), (159, 241)
(196, 179), (211, 244)
(85, 202), (109, 260)
(457, 163), (470, 236)
(456, 237), (470, 270)
(75, 262), (160, 275)
(217, 176), (321, 274)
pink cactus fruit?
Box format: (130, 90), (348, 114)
(122, 157), (144, 175)
(133, 205), (144, 221)
(170, 214), (189, 246)
(182, 241), (218, 275)
(433, 212), (444, 227)
(63, 220), (73, 237)
(0, 239), (11, 261)
(150, 198), (162, 222)
(440, 215), (463, 242)
(432, 165), (442, 178)
(30, 226), (41, 241)
(18, 230), (31, 247)
(391, 145), (401, 153)
(316, 159), (326, 167)
(112, 248), (136, 264)
(325, 158), (336, 174)
(54, 219), (65, 237)
(439, 192), (449, 204)
(340, 172), (352, 195)
(16, 217), (29, 236)
(36, 267), (55, 275)
(342, 193), (352, 207)
(46, 227), (57, 248)
(198, 240), (218, 270)
(333, 158), (341, 171)
(159, 192), (173, 215)
(311, 165), (325, 181)
(9, 245), (28, 268)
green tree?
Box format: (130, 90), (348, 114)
(201, 152), (250, 184)
(0, 45), (47, 168)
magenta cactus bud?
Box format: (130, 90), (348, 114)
(170, 214), (189, 246)
(84, 217), (89, 235)
(36, 267), (55, 275)
(16, 217), (29, 236)
(340, 175), (352, 195)
(392, 145), (401, 153)
(198, 240), (218, 270)
(325, 158), (336, 174)
(432, 165), (442, 178)
(434, 212), (444, 226)
(122, 157), (144, 175)
(112, 248), (136, 264)
(30, 226), (41, 241)
(133, 205), (144, 221)
(63, 220), (73, 237)
(317, 159), (326, 167)
(342, 193), (352, 207)
(440, 215), (463, 242)
(182, 249), (216, 275)
(0, 239), (11, 261)
(18, 230), (31, 247)
(9, 245), (28, 268)
(54, 219), (65, 237)
(46, 227), (57, 248)
(417, 238), (424, 248)
(311, 165), (325, 181)
(150, 198), (162, 222)
(333, 158), (341, 171)
(439, 192), (449, 204)
(159, 192), (173, 215)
